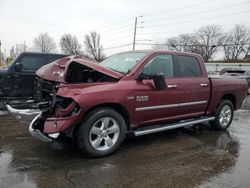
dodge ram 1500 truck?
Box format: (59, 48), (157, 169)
(7, 50), (248, 157)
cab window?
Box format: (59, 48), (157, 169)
(18, 55), (46, 71)
(175, 55), (201, 77)
(142, 54), (174, 78)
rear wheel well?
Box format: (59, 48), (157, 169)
(221, 94), (236, 110)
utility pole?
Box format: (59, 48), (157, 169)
(23, 41), (26, 51)
(132, 17), (137, 51)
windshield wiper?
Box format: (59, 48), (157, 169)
(107, 67), (126, 75)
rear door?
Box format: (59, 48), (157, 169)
(173, 54), (210, 117)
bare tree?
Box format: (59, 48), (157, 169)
(194, 25), (225, 61)
(15, 42), (28, 55)
(245, 46), (250, 59)
(33, 32), (57, 53)
(151, 42), (168, 50)
(166, 34), (201, 53)
(60, 34), (82, 55)
(223, 24), (250, 60)
(166, 36), (180, 51)
(84, 32), (105, 62)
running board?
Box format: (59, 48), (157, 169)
(133, 116), (215, 136)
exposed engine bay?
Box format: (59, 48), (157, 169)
(65, 61), (117, 83)
(34, 61), (119, 104)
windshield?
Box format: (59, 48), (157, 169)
(100, 52), (147, 74)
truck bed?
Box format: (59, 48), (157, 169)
(206, 77), (248, 115)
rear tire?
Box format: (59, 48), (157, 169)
(77, 107), (126, 157)
(210, 100), (234, 130)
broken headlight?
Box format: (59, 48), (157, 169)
(54, 97), (80, 117)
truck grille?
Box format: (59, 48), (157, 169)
(34, 77), (58, 102)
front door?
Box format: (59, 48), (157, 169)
(134, 54), (185, 126)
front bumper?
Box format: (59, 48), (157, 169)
(6, 103), (82, 142)
(6, 104), (41, 124)
(6, 104), (59, 142)
(29, 112), (81, 142)
(29, 112), (53, 142)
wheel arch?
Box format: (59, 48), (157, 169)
(221, 94), (236, 110)
(82, 103), (130, 130)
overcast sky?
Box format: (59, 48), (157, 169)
(0, 0), (250, 56)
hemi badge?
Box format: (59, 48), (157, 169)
(127, 96), (134, 100)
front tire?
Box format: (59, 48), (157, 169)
(210, 100), (234, 130)
(77, 108), (126, 157)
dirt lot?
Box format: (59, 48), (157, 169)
(0, 98), (250, 188)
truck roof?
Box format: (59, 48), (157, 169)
(118, 50), (203, 58)
(20, 51), (68, 56)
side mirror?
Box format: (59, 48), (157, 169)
(136, 72), (167, 90)
(14, 63), (22, 72)
(135, 72), (147, 81)
(152, 73), (166, 90)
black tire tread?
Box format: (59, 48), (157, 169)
(210, 99), (234, 130)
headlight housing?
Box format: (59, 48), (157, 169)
(54, 97), (80, 117)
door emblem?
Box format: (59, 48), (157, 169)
(136, 96), (149, 102)
(127, 96), (135, 100)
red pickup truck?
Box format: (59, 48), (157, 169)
(8, 51), (248, 157)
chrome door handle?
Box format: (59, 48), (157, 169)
(168, 84), (177, 88)
(200, 83), (208, 87)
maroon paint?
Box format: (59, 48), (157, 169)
(37, 51), (248, 134)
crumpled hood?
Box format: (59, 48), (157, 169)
(36, 56), (74, 82)
(36, 56), (123, 82)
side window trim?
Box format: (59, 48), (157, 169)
(173, 54), (178, 78)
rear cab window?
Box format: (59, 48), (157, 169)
(175, 55), (202, 77)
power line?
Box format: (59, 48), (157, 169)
(140, 0), (217, 17)
(100, 25), (132, 35)
(102, 33), (133, 41)
(135, 43), (250, 47)
(142, 10), (250, 28)
(104, 43), (132, 50)
(142, 1), (250, 24)
(74, 17), (134, 34)
(97, 23), (134, 34)
(136, 23), (249, 36)
(75, 0), (217, 35)
(102, 39), (132, 47)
